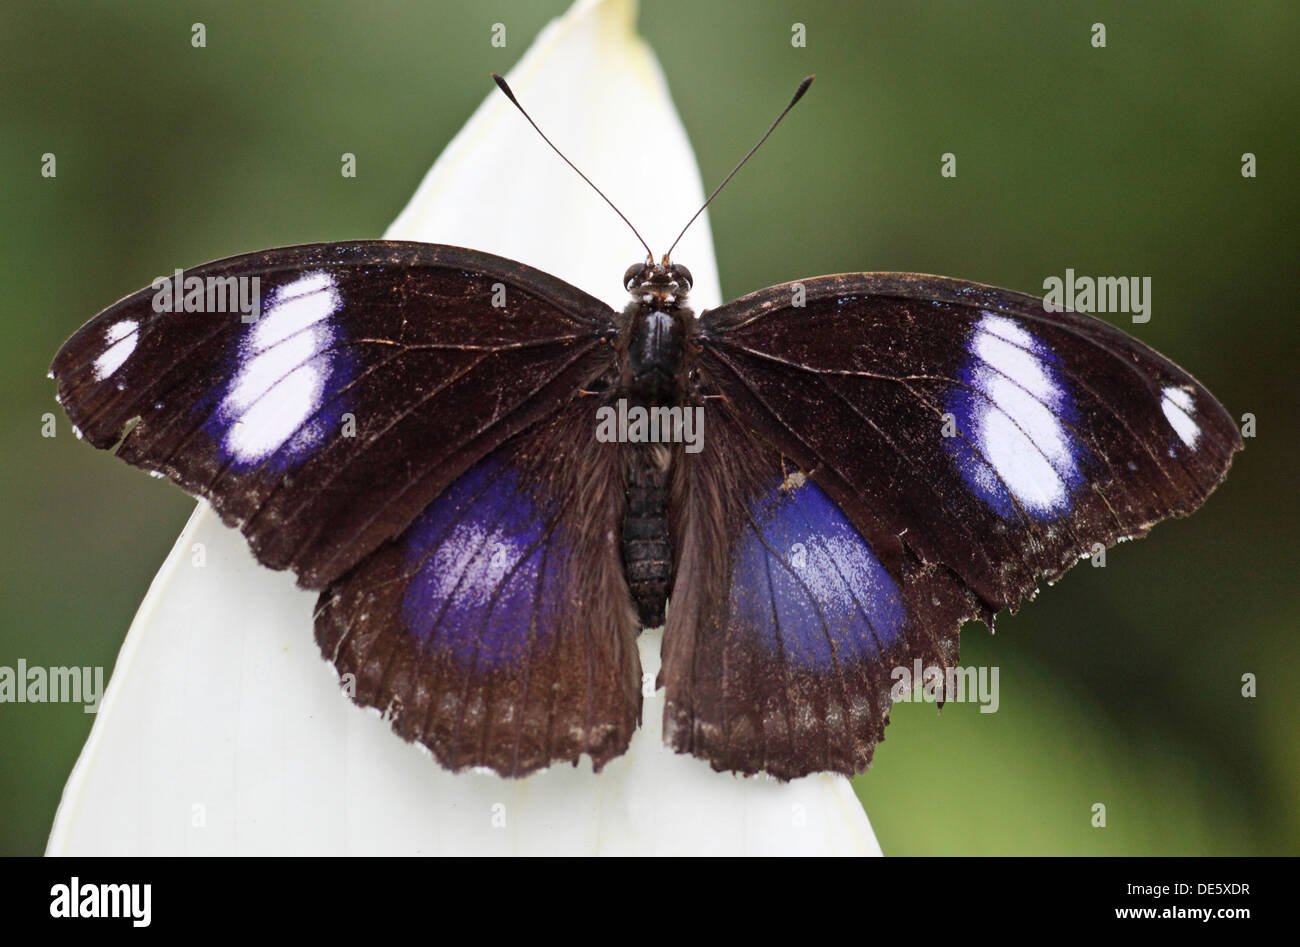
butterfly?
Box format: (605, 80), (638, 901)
(49, 76), (1240, 780)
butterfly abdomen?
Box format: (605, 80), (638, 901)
(622, 444), (672, 628)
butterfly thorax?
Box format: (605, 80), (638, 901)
(619, 259), (693, 404)
(623, 302), (688, 403)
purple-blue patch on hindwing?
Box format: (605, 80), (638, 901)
(730, 476), (906, 671)
(205, 271), (358, 472)
(399, 458), (565, 671)
(944, 311), (1088, 520)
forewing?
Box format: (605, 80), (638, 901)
(50, 241), (618, 589)
(314, 401), (641, 777)
(695, 274), (1241, 612)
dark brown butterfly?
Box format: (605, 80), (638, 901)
(49, 77), (1239, 780)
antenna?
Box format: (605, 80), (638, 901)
(664, 75), (814, 262)
(491, 73), (654, 261)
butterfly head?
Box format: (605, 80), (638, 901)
(624, 258), (693, 304)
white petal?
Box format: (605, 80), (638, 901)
(48, 0), (877, 856)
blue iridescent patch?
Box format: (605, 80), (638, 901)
(730, 476), (905, 670)
(400, 459), (563, 670)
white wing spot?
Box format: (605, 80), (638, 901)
(1160, 386), (1200, 449)
(250, 271), (339, 349)
(220, 271), (342, 463)
(92, 319), (138, 380)
(965, 313), (1079, 515)
(980, 313), (1037, 349)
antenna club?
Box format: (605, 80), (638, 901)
(792, 75), (815, 105)
(491, 73), (520, 106)
(664, 74), (814, 260)
(491, 72), (654, 259)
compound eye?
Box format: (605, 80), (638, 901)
(670, 263), (693, 291)
(624, 263), (648, 291)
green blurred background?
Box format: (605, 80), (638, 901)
(2, 0), (1295, 855)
